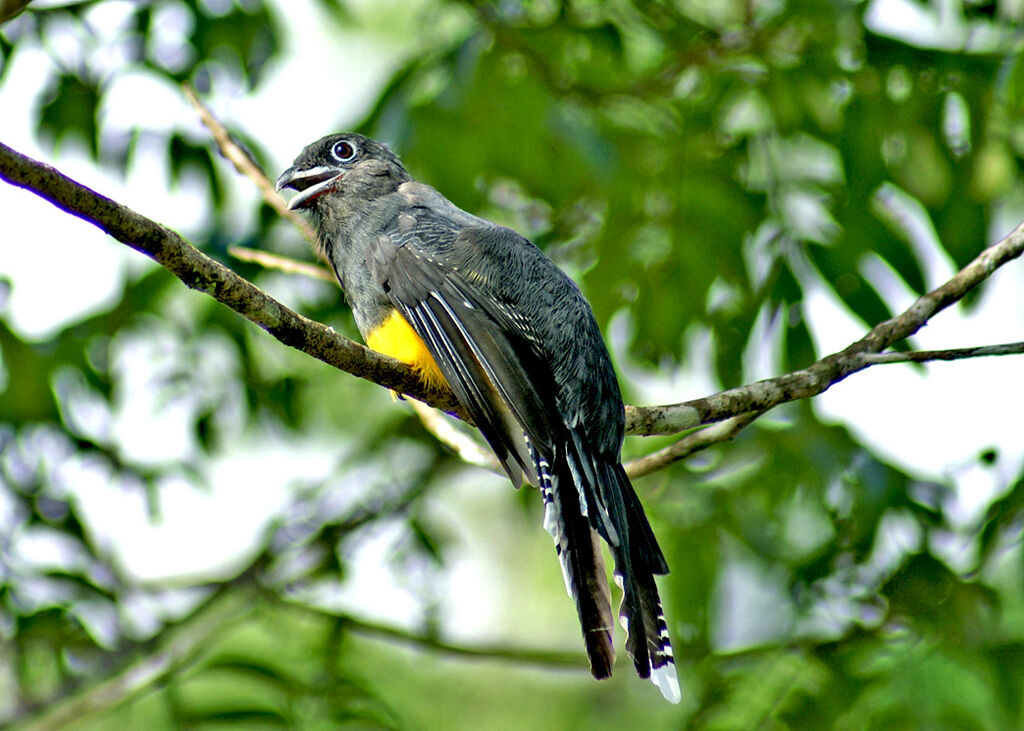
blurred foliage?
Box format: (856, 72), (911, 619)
(3, 0), (1024, 728)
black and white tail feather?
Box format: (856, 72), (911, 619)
(543, 440), (680, 703)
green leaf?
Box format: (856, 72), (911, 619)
(38, 73), (102, 158)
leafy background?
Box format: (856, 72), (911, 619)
(2, 0), (1024, 728)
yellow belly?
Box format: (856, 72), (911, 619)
(366, 309), (447, 390)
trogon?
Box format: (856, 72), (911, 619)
(277, 134), (679, 702)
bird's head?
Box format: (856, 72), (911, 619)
(275, 133), (409, 211)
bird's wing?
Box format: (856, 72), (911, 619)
(366, 207), (619, 678)
(366, 215), (560, 485)
(366, 192), (674, 694)
(365, 194), (666, 569)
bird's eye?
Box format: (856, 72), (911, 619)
(331, 140), (357, 163)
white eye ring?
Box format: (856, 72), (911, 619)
(331, 139), (358, 163)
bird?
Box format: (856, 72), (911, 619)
(276, 133), (679, 703)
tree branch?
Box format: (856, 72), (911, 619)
(626, 222), (1024, 436)
(0, 0), (32, 25)
(229, 237), (1024, 439)
(0, 139), (464, 417)
(2, 138), (1022, 469)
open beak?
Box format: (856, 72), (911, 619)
(275, 165), (344, 210)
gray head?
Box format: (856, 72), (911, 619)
(275, 133), (410, 212)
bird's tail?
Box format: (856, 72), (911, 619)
(537, 450), (616, 678)
(539, 443), (680, 703)
(603, 460), (679, 703)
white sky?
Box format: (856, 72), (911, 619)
(1, 0), (1023, 650)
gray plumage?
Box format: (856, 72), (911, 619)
(277, 133), (680, 702)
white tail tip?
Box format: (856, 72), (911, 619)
(651, 661), (681, 704)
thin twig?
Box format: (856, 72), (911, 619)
(625, 410), (763, 479)
(229, 245), (335, 282)
(343, 614), (585, 669)
(409, 400), (501, 473)
(854, 341), (1024, 365)
(182, 83), (318, 247)
(283, 602), (585, 670)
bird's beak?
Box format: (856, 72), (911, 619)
(275, 165), (344, 210)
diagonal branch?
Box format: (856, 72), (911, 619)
(0, 139), (464, 418)
(233, 242), (1024, 435)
